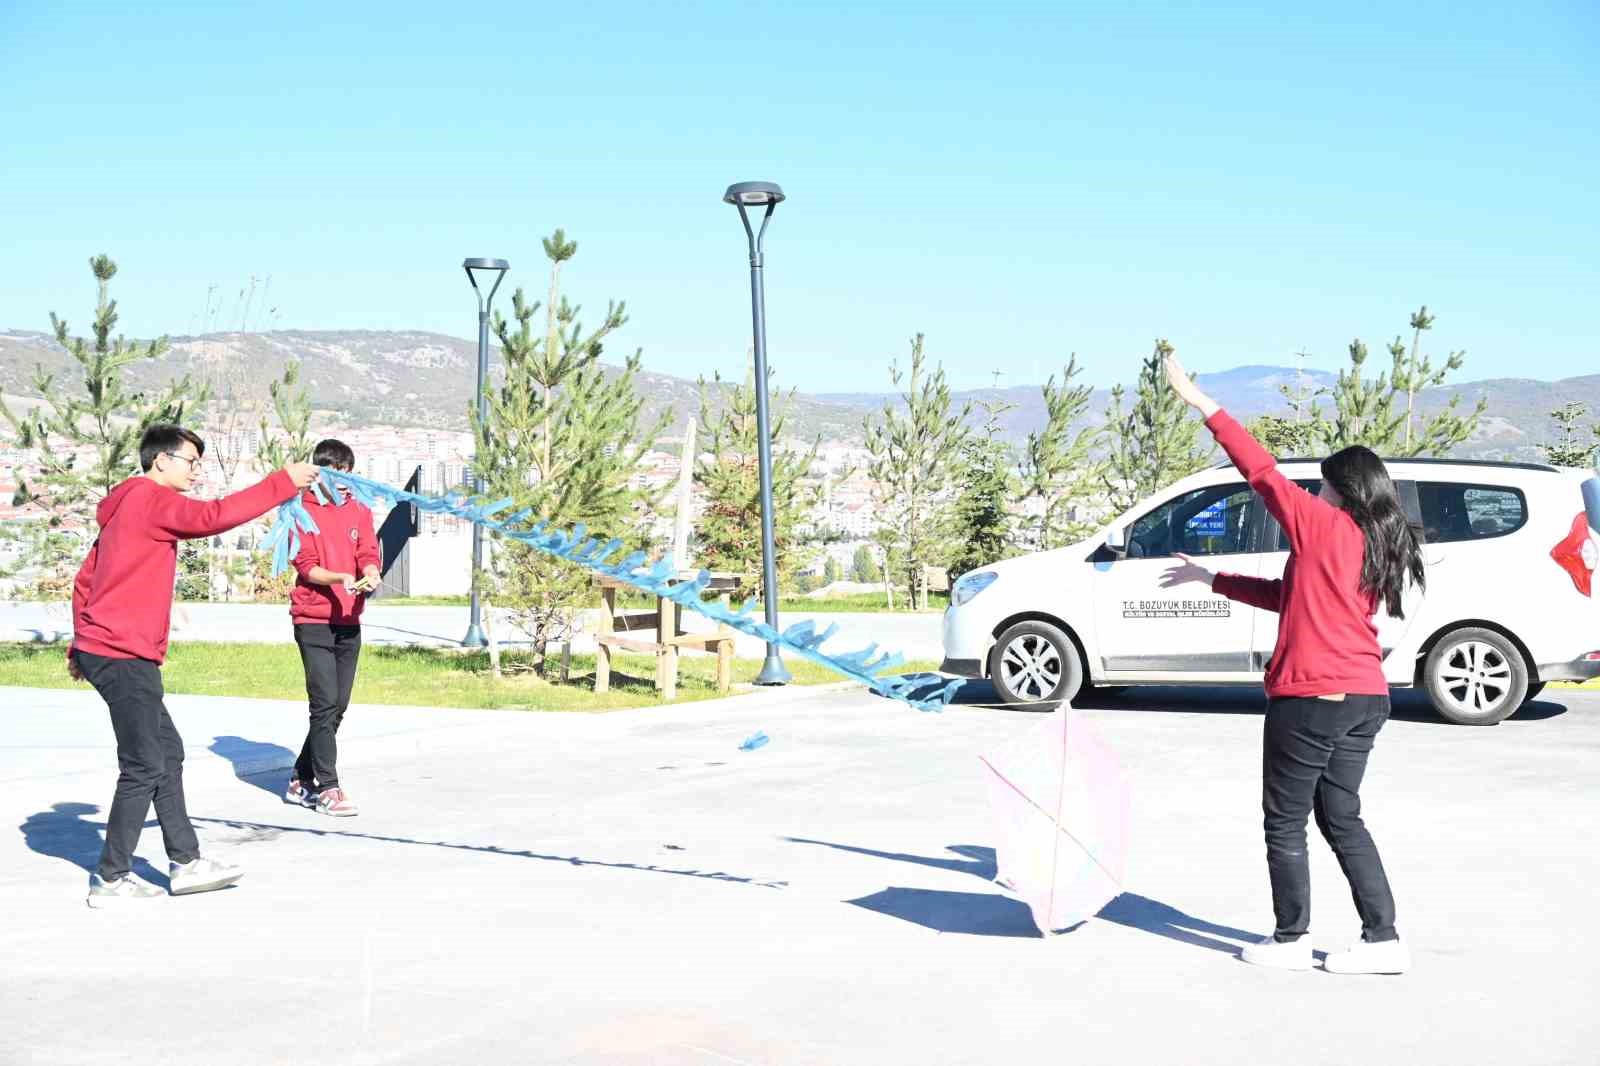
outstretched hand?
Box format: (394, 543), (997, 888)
(1163, 349), (1220, 417)
(1160, 552), (1216, 590)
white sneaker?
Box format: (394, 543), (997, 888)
(1240, 936), (1314, 970)
(1323, 938), (1411, 975)
(86, 872), (165, 908)
(169, 856), (244, 896)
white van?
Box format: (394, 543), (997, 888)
(941, 458), (1600, 724)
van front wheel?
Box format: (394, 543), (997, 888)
(990, 621), (1082, 710)
(1423, 627), (1528, 725)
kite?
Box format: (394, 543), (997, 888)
(979, 704), (1131, 935)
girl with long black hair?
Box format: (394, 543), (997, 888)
(1160, 351), (1425, 975)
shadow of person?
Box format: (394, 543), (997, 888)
(18, 802), (165, 884)
(208, 735), (298, 796)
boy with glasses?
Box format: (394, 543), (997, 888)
(283, 439), (380, 817)
(70, 424), (318, 907)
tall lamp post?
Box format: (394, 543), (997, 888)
(462, 257), (510, 647)
(723, 181), (791, 685)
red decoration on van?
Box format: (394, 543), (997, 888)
(1551, 512), (1597, 596)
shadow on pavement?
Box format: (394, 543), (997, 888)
(18, 801), (166, 884)
(892, 676), (1572, 725)
(791, 836), (1272, 953)
(191, 816), (789, 889)
(208, 735), (297, 796)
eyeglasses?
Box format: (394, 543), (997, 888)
(163, 452), (204, 471)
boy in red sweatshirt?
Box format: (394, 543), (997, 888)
(70, 424), (318, 907)
(282, 439), (380, 817)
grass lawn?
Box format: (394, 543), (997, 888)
(0, 642), (942, 712)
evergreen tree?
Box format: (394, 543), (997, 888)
(693, 367), (819, 590)
(1247, 414), (1318, 458)
(1019, 355), (1102, 549)
(864, 334), (970, 610)
(823, 556), (842, 585)
(1101, 340), (1210, 513)
(474, 231), (670, 659)
(1309, 310), (1484, 457)
(1, 255), (209, 594)
(1540, 401), (1600, 468)
(947, 399), (1017, 580)
(256, 360), (314, 469)
(850, 544), (881, 584)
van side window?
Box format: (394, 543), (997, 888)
(1417, 482), (1528, 543)
(1125, 483), (1254, 559)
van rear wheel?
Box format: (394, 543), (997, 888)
(990, 621), (1082, 710)
(1423, 627), (1529, 725)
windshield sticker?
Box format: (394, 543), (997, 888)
(1122, 598), (1231, 619)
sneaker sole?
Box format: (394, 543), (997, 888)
(86, 893), (163, 909)
(316, 807), (358, 817)
(169, 872), (244, 896)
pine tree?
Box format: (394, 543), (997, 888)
(850, 544), (881, 584)
(947, 399), (1017, 580)
(864, 334), (971, 610)
(693, 367), (819, 590)
(1, 255), (209, 594)
(1101, 339), (1210, 513)
(1540, 401), (1600, 468)
(1019, 355), (1102, 549)
(1310, 310), (1484, 457)
(1247, 415), (1318, 458)
(823, 556), (842, 585)
(256, 360), (314, 469)
(473, 231), (671, 659)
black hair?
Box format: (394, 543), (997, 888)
(312, 438), (355, 471)
(1320, 446), (1426, 618)
(139, 424), (205, 472)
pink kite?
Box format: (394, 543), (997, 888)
(979, 705), (1132, 935)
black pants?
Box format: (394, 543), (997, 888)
(75, 650), (202, 881)
(293, 624), (361, 790)
(1262, 694), (1399, 944)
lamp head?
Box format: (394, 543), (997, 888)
(723, 182), (785, 208)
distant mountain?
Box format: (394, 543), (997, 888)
(3, 329), (1596, 462)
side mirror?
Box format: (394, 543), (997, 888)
(1091, 528), (1127, 564)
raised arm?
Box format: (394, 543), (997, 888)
(1163, 350), (1328, 551)
(146, 466), (312, 541)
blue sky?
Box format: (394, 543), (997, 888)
(2, 1), (1595, 392)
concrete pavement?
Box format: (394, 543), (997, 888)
(3, 681), (1597, 1065)
(0, 600), (947, 661)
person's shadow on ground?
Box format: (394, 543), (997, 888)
(208, 735), (297, 797)
(19, 802), (167, 885)
(788, 836), (1283, 956)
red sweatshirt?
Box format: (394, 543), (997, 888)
(1204, 410), (1388, 699)
(71, 470), (298, 664)
(290, 490), (380, 626)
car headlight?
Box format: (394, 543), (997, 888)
(952, 570), (999, 607)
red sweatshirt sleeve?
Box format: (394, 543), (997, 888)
(355, 506), (380, 572)
(145, 470), (297, 541)
(1213, 573), (1283, 613)
(1204, 409), (1334, 552)
(70, 539), (98, 655)
(292, 523), (320, 580)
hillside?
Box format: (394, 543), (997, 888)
(3, 329), (1597, 462)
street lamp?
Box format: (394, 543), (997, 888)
(462, 257), (510, 647)
(723, 181), (792, 685)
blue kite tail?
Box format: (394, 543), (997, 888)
(262, 467), (965, 712)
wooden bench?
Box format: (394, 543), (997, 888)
(592, 571), (743, 700)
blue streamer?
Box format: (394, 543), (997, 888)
(264, 468), (966, 712)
